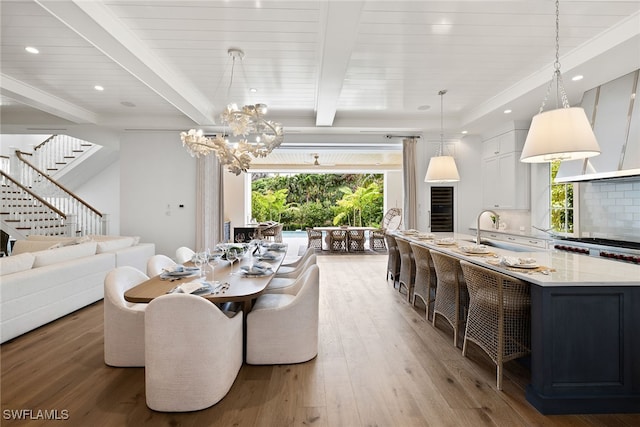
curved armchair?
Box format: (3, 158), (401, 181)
(145, 293), (243, 411)
(371, 208), (403, 251)
(348, 229), (366, 251)
(247, 265), (320, 365)
(146, 254), (177, 277)
(278, 247), (315, 273)
(175, 246), (195, 264)
(104, 266), (150, 367)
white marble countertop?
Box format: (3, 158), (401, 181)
(393, 231), (640, 287)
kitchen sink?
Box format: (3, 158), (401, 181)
(462, 239), (541, 253)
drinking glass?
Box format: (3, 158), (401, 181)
(193, 252), (204, 277)
(226, 247), (238, 274)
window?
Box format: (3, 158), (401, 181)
(550, 161), (574, 233)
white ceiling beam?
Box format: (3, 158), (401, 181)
(315, 1), (365, 127)
(35, 0), (215, 126)
(0, 73), (97, 124)
(462, 11), (640, 129)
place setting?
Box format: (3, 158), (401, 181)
(455, 244), (496, 257)
(487, 256), (554, 275)
(159, 265), (201, 281)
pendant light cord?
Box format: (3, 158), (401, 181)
(539, 0), (570, 113)
(438, 89), (447, 156)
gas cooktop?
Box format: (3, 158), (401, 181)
(558, 237), (640, 251)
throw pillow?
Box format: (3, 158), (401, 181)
(11, 240), (62, 255)
(0, 253), (36, 275)
(96, 237), (135, 253)
(32, 242), (98, 268)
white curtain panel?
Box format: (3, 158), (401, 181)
(196, 155), (224, 250)
(402, 138), (418, 230)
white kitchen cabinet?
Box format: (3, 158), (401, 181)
(483, 231), (548, 249)
(481, 130), (530, 209)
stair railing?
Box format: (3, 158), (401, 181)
(32, 134), (95, 175)
(1, 170), (68, 237)
(14, 151), (106, 236)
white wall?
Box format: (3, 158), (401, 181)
(223, 171), (245, 238)
(119, 132), (197, 257)
(75, 160), (121, 235)
(415, 135), (483, 233)
(0, 134), (51, 155)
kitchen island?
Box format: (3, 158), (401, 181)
(393, 231), (640, 415)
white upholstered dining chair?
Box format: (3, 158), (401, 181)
(246, 264), (319, 365)
(266, 253), (317, 294)
(146, 254), (177, 277)
(175, 246), (195, 264)
(144, 293), (243, 412)
(103, 266), (150, 367)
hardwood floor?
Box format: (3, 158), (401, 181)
(2, 254), (639, 426)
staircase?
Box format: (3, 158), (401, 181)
(0, 135), (108, 240)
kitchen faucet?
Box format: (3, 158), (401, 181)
(476, 210), (499, 245)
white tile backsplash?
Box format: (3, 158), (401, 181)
(580, 178), (640, 242)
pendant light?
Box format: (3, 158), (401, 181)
(425, 89), (460, 182)
(520, 0), (600, 163)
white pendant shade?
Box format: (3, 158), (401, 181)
(425, 155), (460, 182)
(520, 107), (600, 163)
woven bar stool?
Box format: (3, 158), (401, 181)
(430, 251), (468, 347)
(409, 243), (437, 321)
(384, 234), (400, 287)
(394, 237), (415, 302)
(459, 260), (531, 390)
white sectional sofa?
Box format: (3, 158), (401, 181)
(0, 235), (155, 343)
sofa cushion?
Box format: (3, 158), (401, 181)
(0, 253), (36, 275)
(26, 234), (93, 246)
(96, 237), (135, 253)
(32, 241), (98, 268)
(11, 240), (62, 255)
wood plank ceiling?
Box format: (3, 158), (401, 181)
(1, 1), (639, 169)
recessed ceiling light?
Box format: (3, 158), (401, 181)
(25, 46), (39, 54)
(504, 109), (512, 114)
(417, 105), (431, 111)
(94, 85), (104, 91)
(572, 75), (584, 81)
(249, 88), (257, 93)
(120, 101), (136, 107)
(461, 130), (468, 134)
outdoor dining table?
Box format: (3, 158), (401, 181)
(312, 226), (377, 251)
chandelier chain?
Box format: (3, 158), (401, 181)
(538, 0), (570, 114)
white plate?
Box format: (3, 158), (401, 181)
(165, 268), (199, 277)
(435, 239), (456, 246)
(459, 245), (489, 254)
(507, 262), (539, 269)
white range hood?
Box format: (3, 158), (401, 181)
(555, 69), (639, 182)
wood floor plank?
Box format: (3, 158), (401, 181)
(2, 253), (639, 426)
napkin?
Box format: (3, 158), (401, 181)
(502, 256), (536, 267)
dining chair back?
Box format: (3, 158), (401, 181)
(267, 254), (317, 293)
(146, 254), (177, 277)
(430, 251), (468, 347)
(247, 264), (320, 365)
(145, 293), (243, 411)
(306, 228), (323, 250)
(103, 266), (150, 367)
(329, 228), (348, 252)
(175, 246), (195, 264)
(347, 229), (366, 251)
(460, 260), (531, 390)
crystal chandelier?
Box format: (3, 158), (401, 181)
(180, 49), (284, 175)
(425, 89), (460, 183)
(520, 0), (600, 163)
